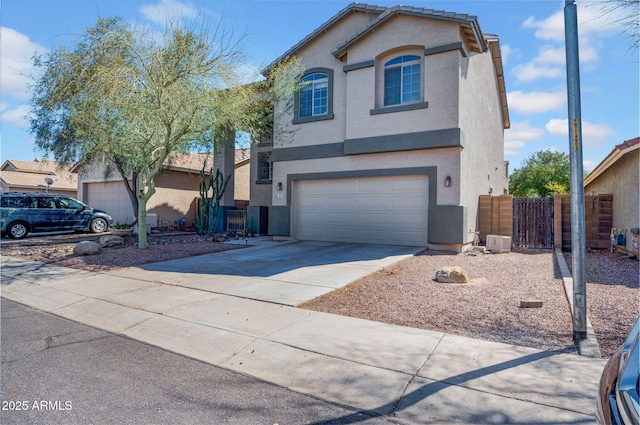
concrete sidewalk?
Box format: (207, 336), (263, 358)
(0, 242), (606, 424)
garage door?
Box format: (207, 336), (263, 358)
(84, 181), (133, 225)
(294, 175), (428, 246)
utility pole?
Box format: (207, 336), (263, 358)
(564, 0), (587, 343)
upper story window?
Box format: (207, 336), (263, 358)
(300, 73), (328, 117)
(293, 68), (334, 124)
(257, 152), (273, 182)
(384, 55), (421, 106)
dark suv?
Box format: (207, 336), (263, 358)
(0, 192), (113, 239)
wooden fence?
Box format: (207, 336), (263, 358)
(478, 194), (613, 250)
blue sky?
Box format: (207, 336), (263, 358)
(1, 0), (638, 173)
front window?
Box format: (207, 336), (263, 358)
(384, 55), (421, 106)
(299, 73), (328, 117)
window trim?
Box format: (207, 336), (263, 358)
(383, 55), (422, 107)
(256, 151), (273, 184)
(293, 68), (334, 124)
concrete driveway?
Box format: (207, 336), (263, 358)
(105, 240), (422, 306)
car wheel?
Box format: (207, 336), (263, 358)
(90, 218), (108, 233)
(7, 222), (29, 239)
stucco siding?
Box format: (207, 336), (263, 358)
(149, 170), (200, 227)
(458, 42), (508, 242)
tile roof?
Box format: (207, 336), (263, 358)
(0, 159), (77, 191)
(165, 150), (251, 173)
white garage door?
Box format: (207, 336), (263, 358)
(85, 181), (133, 225)
(294, 175), (428, 246)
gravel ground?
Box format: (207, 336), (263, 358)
(563, 251), (639, 357)
(302, 249), (579, 353)
(1, 234), (637, 358)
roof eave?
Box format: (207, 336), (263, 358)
(263, 3), (386, 75)
(584, 138), (640, 186)
(332, 6), (487, 60)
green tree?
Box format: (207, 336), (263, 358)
(30, 17), (301, 248)
(509, 150), (571, 198)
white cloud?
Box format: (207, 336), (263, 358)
(500, 44), (513, 65)
(507, 90), (566, 115)
(545, 118), (615, 147)
(522, 4), (612, 42)
(1, 27), (46, 101)
(512, 63), (563, 83)
(0, 104), (31, 127)
(535, 45), (566, 65)
(139, 0), (199, 24)
(504, 121), (545, 157)
(583, 159), (598, 174)
(523, 11), (565, 42)
(516, 4), (613, 83)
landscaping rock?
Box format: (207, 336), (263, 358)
(73, 241), (102, 256)
(435, 266), (469, 283)
(99, 235), (124, 248)
(520, 299), (544, 308)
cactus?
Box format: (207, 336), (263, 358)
(194, 159), (231, 235)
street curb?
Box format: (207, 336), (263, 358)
(555, 249), (602, 358)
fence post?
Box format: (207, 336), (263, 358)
(554, 194), (563, 249)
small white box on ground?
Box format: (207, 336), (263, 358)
(486, 235), (511, 253)
(146, 213), (158, 228)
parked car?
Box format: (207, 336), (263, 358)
(0, 192), (113, 239)
(596, 316), (640, 425)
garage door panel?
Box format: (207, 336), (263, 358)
(392, 176), (425, 191)
(295, 176), (428, 246)
(357, 195), (390, 209)
(326, 196), (354, 209)
(390, 195), (426, 209)
(327, 180), (357, 193)
(326, 212), (357, 225)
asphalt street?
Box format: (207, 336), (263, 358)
(1, 298), (398, 425)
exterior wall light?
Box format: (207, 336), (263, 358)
(277, 182), (283, 191)
(444, 176), (452, 187)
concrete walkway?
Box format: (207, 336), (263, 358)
(0, 241), (606, 424)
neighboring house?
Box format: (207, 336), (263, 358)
(584, 137), (639, 255)
(0, 159), (77, 197)
(249, 3), (509, 250)
(73, 150), (250, 228)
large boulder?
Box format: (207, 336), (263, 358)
(73, 241), (103, 256)
(99, 235), (124, 248)
(435, 266), (469, 283)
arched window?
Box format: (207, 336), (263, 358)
(299, 72), (329, 117)
(384, 55), (421, 106)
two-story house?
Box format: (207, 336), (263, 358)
(249, 3), (509, 251)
